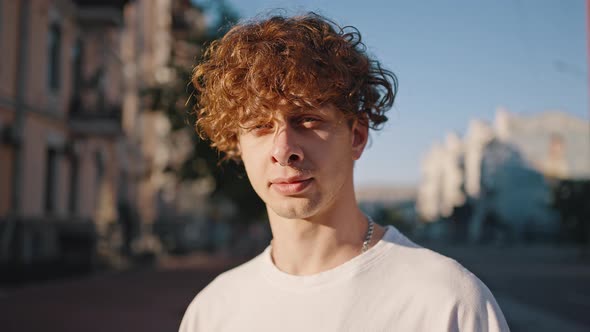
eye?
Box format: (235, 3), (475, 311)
(248, 122), (273, 135)
(297, 116), (321, 128)
(254, 123), (272, 129)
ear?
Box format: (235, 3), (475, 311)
(351, 120), (369, 160)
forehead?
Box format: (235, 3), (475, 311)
(241, 103), (340, 123)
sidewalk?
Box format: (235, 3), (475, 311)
(496, 293), (588, 332)
(427, 243), (590, 331)
(0, 253), (240, 332)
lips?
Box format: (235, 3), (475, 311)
(270, 176), (313, 195)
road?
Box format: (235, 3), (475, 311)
(0, 254), (241, 332)
(428, 244), (590, 332)
(0, 246), (588, 332)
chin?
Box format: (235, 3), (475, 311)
(267, 197), (321, 220)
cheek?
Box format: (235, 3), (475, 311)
(240, 147), (268, 191)
(238, 139), (259, 167)
(313, 138), (354, 174)
(241, 152), (259, 176)
(326, 132), (354, 159)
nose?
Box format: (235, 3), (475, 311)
(271, 124), (303, 166)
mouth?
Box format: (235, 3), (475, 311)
(269, 177), (314, 195)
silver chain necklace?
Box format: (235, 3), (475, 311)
(361, 217), (374, 253)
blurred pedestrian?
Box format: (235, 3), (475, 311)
(117, 199), (136, 256)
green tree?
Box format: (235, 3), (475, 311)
(146, 0), (265, 224)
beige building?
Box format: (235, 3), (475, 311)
(0, 0), (137, 265)
(416, 108), (589, 243)
(0, 0), (211, 267)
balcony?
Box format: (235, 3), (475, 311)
(73, 0), (131, 26)
(68, 97), (123, 137)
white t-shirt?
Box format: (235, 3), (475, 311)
(179, 225), (510, 331)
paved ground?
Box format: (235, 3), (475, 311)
(0, 254), (242, 332)
(0, 246), (588, 332)
(427, 244), (590, 332)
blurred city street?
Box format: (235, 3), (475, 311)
(0, 1), (588, 331)
(1, 246), (588, 332)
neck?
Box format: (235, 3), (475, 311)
(267, 204), (384, 276)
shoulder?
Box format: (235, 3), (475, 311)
(386, 230), (490, 299)
(381, 227), (483, 287)
(378, 227), (509, 331)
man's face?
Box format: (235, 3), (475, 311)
(237, 105), (368, 220)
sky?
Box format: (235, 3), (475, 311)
(219, 0), (588, 187)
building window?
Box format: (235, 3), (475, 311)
(95, 151), (104, 184)
(69, 153), (79, 214)
(71, 38), (83, 97)
(47, 23), (62, 91)
(44, 147), (58, 213)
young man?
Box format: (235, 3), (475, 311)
(180, 13), (509, 332)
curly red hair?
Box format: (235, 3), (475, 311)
(192, 12), (398, 159)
